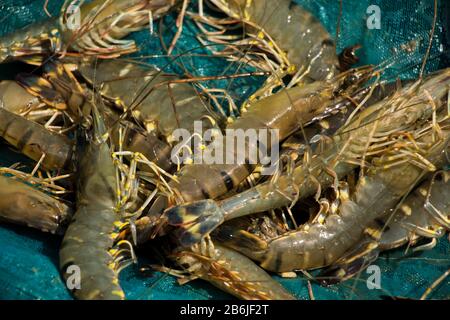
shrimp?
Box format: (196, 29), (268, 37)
(59, 104), (133, 300)
(319, 170), (450, 284)
(20, 59), (175, 171)
(215, 118), (450, 272)
(192, 0), (341, 100)
(0, 175), (73, 235)
(299, 80), (413, 147)
(161, 67), (450, 247)
(76, 58), (224, 142)
(0, 0), (177, 64)
(170, 67), (371, 199)
(0, 107), (74, 171)
(156, 237), (296, 300)
(379, 170), (450, 250)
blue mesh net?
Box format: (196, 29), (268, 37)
(0, 0), (449, 300)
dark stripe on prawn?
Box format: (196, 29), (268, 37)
(221, 171), (235, 192)
(1, 119), (14, 136)
(16, 129), (34, 152)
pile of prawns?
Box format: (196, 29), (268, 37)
(0, 0), (448, 300)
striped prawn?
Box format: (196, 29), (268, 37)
(59, 103), (135, 300)
(319, 169), (450, 284)
(0, 0), (177, 64)
(191, 0), (345, 103)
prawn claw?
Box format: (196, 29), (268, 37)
(165, 199), (226, 247)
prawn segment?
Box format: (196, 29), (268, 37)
(0, 108), (74, 170)
(0, 81), (42, 115)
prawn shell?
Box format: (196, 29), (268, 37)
(0, 175), (72, 234)
(0, 108), (74, 170)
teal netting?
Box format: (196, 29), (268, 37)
(0, 0), (449, 300)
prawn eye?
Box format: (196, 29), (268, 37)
(335, 74), (357, 95)
(345, 74), (359, 86)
